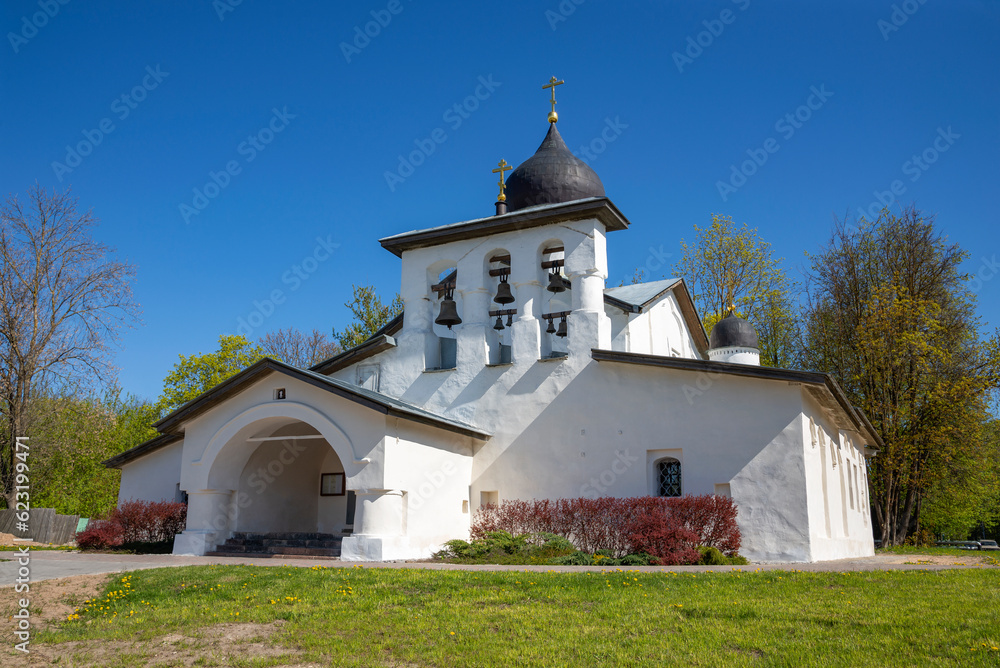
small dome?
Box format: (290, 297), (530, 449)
(504, 124), (605, 211)
(709, 313), (759, 350)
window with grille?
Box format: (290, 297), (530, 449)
(656, 458), (682, 497)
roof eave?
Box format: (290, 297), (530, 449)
(153, 357), (490, 443)
(309, 313), (403, 374)
(103, 433), (182, 469)
(379, 197), (630, 257)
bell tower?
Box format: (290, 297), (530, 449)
(378, 77), (628, 376)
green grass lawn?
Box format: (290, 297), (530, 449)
(877, 545), (993, 558)
(32, 564), (1000, 667)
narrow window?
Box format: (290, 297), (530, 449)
(356, 364), (380, 391)
(656, 458), (682, 497)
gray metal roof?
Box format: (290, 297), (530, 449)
(379, 198), (629, 257)
(604, 279), (681, 310)
(106, 357), (492, 469)
(293, 364), (490, 438)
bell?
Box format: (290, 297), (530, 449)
(556, 316), (568, 337)
(435, 296), (462, 329)
(546, 317), (556, 334)
(547, 271), (570, 293)
(506, 313), (513, 327)
(494, 276), (515, 304)
(493, 315), (504, 331)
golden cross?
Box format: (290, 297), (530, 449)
(492, 158), (512, 201)
(542, 76), (564, 123)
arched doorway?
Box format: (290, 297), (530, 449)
(233, 421), (351, 534)
(175, 402), (363, 556)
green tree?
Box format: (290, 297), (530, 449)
(675, 214), (799, 367)
(920, 419), (1000, 540)
(802, 207), (1000, 545)
(158, 335), (265, 413)
(332, 284), (403, 351)
(26, 390), (157, 518)
(0, 185), (139, 509)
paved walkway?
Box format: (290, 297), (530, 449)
(0, 550), (991, 586)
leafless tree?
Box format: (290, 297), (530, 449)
(259, 327), (340, 369)
(0, 185), (140, 509)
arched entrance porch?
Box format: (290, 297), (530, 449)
(173, 403), (364, 556)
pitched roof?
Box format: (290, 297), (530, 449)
(379, 197), (630, 257)
(604, 279), (681, 311)
(603, 279), (710, 355)
(105, 357), (490, 469)
(590, 349), (883, 450)
(309, 312), (403, 375)
(103, 433), (182, 469)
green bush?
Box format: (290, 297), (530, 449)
(433, 531), (575, 563)
(697, 545), (749, 565)
(550, 551), (594, 566)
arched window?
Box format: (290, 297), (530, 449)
(656, 458), (682, 497)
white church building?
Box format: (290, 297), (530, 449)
(107, 86), (880, 563)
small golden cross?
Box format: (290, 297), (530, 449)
(492, 158), (512, 201)
(542, 76), (564, 123)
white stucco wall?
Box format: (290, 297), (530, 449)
(801, 394), (876, 560)
(117, 440), (183, 505)
(609, 292), (698, 359)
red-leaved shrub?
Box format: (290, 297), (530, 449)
(626, 500), (701, 565)
(472, 494), (741, 564)
(75, 520), (125, 550)
(666, 494), (741, 555)
(76, 500), (187, 550)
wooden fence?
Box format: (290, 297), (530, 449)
(0, 508), (81, 545)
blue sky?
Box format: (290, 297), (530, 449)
(2, 0), (997, 402)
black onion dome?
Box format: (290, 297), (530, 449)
(504, 124), (605, 211)
(709, 313), (759, 349)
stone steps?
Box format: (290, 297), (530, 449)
(205, 532), (344, 559)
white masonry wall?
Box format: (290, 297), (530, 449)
(801, 393), (876, 561)
(117, 440), (184, 505)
